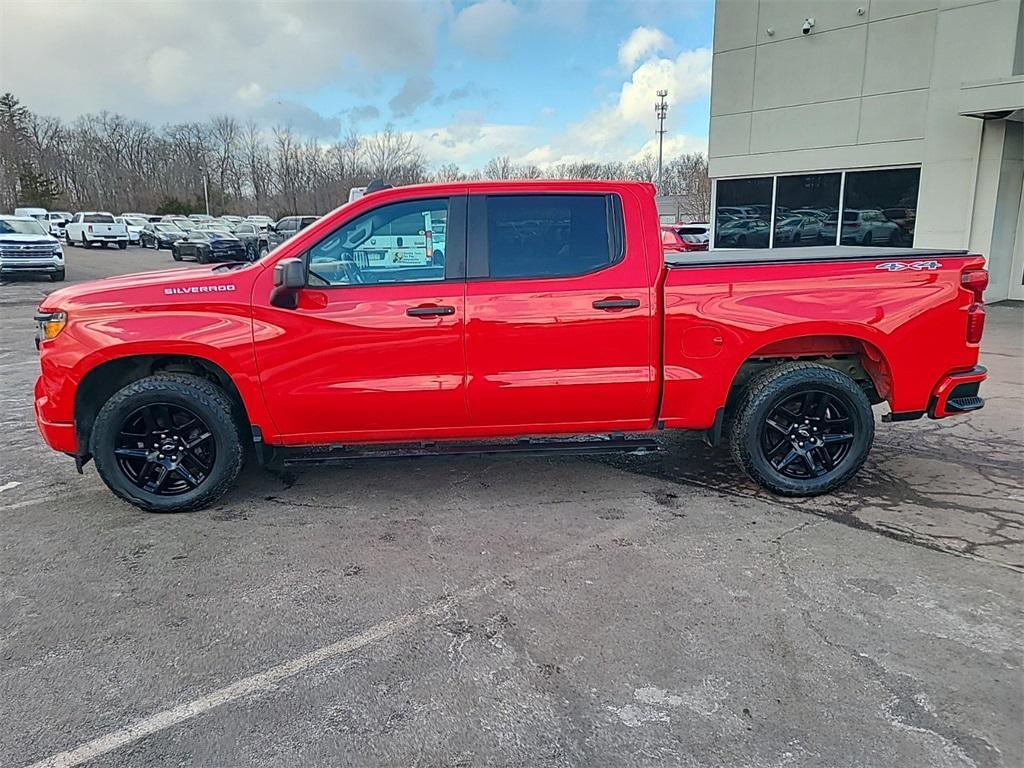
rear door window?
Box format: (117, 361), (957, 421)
(477, 194), (623, 279)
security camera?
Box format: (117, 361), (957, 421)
(802, 17), (815, 34)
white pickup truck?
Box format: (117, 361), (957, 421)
(64, 212), (129, 249)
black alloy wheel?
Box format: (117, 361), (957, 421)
(760, 390), (854, 479)
(730, 362), (874, 496)
(91, 373), (243, 512)
(114, 403), (215, 495)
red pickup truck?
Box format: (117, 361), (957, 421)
(34, 181), (989, 512)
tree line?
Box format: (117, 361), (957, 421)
(0, 93), (709, 221)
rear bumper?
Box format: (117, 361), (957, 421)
(928, 366), (987, 419)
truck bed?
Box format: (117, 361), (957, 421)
(666, 245), (968, 268)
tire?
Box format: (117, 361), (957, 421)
(118, 241), (127, 250)
(258, 243), (269, 259)
(246, 243), (256, 261)
(729, 362), (874, 497)
(91, 373), (244, 512)
(49, 268), (66, 282)
(862, 232), (873, 246)
(81, 233), (92, 249)
(196, 248), (210, 264)
(172, 247), (182, 262)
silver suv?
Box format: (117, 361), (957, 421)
(0, 215), (66, 281)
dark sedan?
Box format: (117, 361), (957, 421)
(171, 231), (246, 263)
(230, 222), (270, 260)
(140, 222), (185, 250)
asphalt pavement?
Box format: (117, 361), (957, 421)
(0, 245), (1021, 767)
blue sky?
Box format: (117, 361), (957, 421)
(0, 0), (716, 170)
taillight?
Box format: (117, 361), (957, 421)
(961, 268), (989, 302)
(966, 303), (985, 344)
(87, 224), (93, 233)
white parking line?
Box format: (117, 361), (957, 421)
(27, 613), (421, 768)
(0, 481), (22, 493)
(25, 510), (648, 767)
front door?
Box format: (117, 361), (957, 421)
(253, 195), (469, 444)
(464, 192), (656, 434)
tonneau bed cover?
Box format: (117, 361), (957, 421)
(667, 245), (969, 268)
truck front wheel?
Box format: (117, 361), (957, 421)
(730, 362), (874, 496)
(90, 373), (244, 512)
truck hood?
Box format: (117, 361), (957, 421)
(0, 234), (60, 245)
(38, 263), (262, 311)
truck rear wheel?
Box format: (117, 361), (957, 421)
(730, 362), (874, 496)
(91, 373), (243, 512)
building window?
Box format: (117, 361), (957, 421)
(773, 173), (841, 248)
(841, 168), (920, 247)
(712, 166), (921, 250)
(714, 177), (772, 249)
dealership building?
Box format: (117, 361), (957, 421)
(708, 0), (1023, 302)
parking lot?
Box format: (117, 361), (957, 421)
(1, 246), (1021, 767)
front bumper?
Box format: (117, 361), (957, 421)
(929, 366), (987, 419)
(34, 378), (78, 453)
(1, 261), (60, 273)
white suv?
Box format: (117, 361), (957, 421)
(0, 215), (65, 281)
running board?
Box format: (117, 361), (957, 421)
(278, 436), (660, 466)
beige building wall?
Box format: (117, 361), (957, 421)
(709, 0), (1024, 301)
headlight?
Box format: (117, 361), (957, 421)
(54, 246), (64, 260)
(35, 310), (67, 342)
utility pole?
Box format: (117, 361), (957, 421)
(654, 89), (668, 195)
(201, 169), (210, 216)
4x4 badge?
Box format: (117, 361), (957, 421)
(876, 260), (942, 272)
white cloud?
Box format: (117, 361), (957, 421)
(0, 0), (446, 132)
(618, 26), (672, 69)
(413, 111), (537, 166)
(450, 0), (522, 58)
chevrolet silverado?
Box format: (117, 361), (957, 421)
(34, 181), (988, 512)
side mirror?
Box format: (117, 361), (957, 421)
(271, 257), (304, 309)
(273, 257), (304, 289)
(267, 223), (277, 233)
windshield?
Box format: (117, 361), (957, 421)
(124, 216), (148, 226)
(675, 226), (708, 243)
(0, 218), (47, 235)
(84, 213), (114, 223)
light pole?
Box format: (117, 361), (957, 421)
(199, 166), (210, 216)
(655, 89), (668, 195)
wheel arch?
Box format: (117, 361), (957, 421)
(728, 332), (894, 410)
(74, 353), (251, 454)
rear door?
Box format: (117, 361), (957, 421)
(464, 192), (656, 433)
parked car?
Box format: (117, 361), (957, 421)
(139, 222), (184, 250)
(661, 224), (709, 253)
(161, 216), (196, 232)
(42, 211), (72, 237)
(32, 180), (990, 512)
(220, 215), (243, 225)
(0, 215), (64, 281)
(114, 216), (146, 245)
(821, 209), (902, 246)
(230, 222), (269, 260)
(188, 214), (214, 222)
(14, 206), (48, 222)
(717, 218), (771, 247)
(170, 230), (246, 263)
(64, 212), (129, 249)
(268, 215), (318, 249)
(244, 215), (274, 231)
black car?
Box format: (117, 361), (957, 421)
(268, 215), (318, 249)
(231, 222), (270, 260)
(171, 231), (246, 263)
(140, 222), (185, 250)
